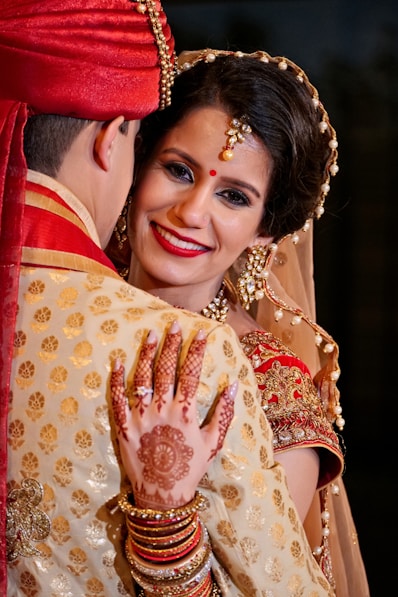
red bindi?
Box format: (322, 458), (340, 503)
(209, 169), (217, 176)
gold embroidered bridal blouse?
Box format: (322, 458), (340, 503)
(6, 171), (334, 596)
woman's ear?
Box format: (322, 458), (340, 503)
(250, 232), (274, 249)
(94, 115), (125, 171)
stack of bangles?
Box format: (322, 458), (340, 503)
(118, 490), (222, 596)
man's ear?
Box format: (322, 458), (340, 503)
(94, 115), (125, 171)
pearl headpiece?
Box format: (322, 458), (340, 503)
(177, 48), (339, 219)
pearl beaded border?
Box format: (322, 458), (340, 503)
(132, 0), (176, 110)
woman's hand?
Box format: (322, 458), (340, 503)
(111, 321), (237, 509)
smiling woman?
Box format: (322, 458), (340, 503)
(106, 48), (369, 596)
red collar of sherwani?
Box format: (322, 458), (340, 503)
(22, 174), (120, 279)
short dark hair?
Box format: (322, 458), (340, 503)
(23, 114), (129, 178)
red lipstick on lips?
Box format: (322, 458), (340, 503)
(151, 223), (210, 258)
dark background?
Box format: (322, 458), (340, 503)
(163, 1), (398, 595)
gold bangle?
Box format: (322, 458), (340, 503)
(129, 514), (198, 546)
(128, 520), (202, 560)
(119, 490), (207, 522)
(128, 512), (196, 534)
(127, 528), (211, 581)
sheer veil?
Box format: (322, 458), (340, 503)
(244, 223), (369, 596)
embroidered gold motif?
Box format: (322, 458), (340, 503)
(82, 371), (102, 398)
(70, 340), (93, 368)
(24, 279), (45, 304)
(58, 396), (79, 426)
(63, 311), (85, 338)
(90, 294), (112, 315)
(15, 360), (35, 390)
(8, 418), (25, 450)
(85, 274), (105, 291)
(7, 478), (51, 561)
(32, 306), (52, 332)
(220, 485), (241, 510)
(14, 330), (27, 356)
(38, 423), (58, 454)
(48, 365), (68, 393)
(57, 286), (78, 309)
(39, 335), (59, 362)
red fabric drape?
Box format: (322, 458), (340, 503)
(0, 100), (27, 593)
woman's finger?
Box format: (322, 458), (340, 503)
(111, 358), (129, 441)
(205, 380), (238, 460)
(177, 328), (207, 423)
(153, 321), (182, 412)
(132, 330), (157, 416)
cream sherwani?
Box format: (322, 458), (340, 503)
(7, 172), (333, 596)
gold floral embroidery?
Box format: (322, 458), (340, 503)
(241, 422), (256, 451)
(63, 311), (85, 338)
(48, 365), (68, 393)
(57, 286), (78, 309)
(246, 505), (265, 531)
(21, 452), (39, 479)
(31, 306), (52, 332)
(67, 546), (88, 575)
(39, 335), (59, 362)
(70, 340), (93, 368)
(53, 457), (73, 487)
(97, 319), (118, 344)
(58, 396), (79, 425)
(89, 294), (112, 315)
(240, 536), (260, 565)
(14, 330), (27, 356)
(220, 485), (241, 510)
(85, 274), (105, 291)
(51, 516), (71, 545)
(8, 418), (25, 450)
(70, 489), (90, 518)
(82, 371), (102, 398)
(38, 423), (58, 454)
(24, 279), (45, 304)
(15, 360), (35, 390)
(6, 478), (51, 561)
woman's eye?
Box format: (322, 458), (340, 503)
(164, 162), (193, 183)
(218, 188), (250, 207)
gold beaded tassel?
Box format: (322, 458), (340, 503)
(132, 0), (176, 109)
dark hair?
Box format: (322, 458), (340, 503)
(23, 115), (129, 178)
(136, 54), (333, 241)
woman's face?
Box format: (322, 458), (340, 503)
(129, 106), (273, 294)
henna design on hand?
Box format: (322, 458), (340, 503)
(137, 425), (193, 490)
(208, 382), (237, 460)
(133, 336), (157, 416)
(111, 360), (129, 441)
(178, 336), (206, 422)
(154, 328), (182, 412)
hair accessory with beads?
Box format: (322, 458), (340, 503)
(177, 48), (338, 218)
(222, 116), (252, 161)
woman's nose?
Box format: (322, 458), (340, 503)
(172, 188), (211, 228)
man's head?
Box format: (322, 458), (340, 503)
(0, 0), (175, 250)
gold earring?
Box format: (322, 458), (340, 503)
(236, 245), (270, 310)
(114, 195), (132, 250)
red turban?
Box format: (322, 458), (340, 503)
(0, 1), (175, 588)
